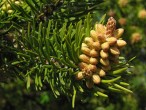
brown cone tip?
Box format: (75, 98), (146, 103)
(106, 17), (116, 37)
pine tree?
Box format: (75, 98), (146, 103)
(0, 0), (135, 109)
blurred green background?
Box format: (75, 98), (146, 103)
(0, 0), (146, 110)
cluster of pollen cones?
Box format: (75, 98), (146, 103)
(76, 17), (127, 88)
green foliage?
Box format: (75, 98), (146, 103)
(10, 13), (92, 107)
(0, 0), (104, 81)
